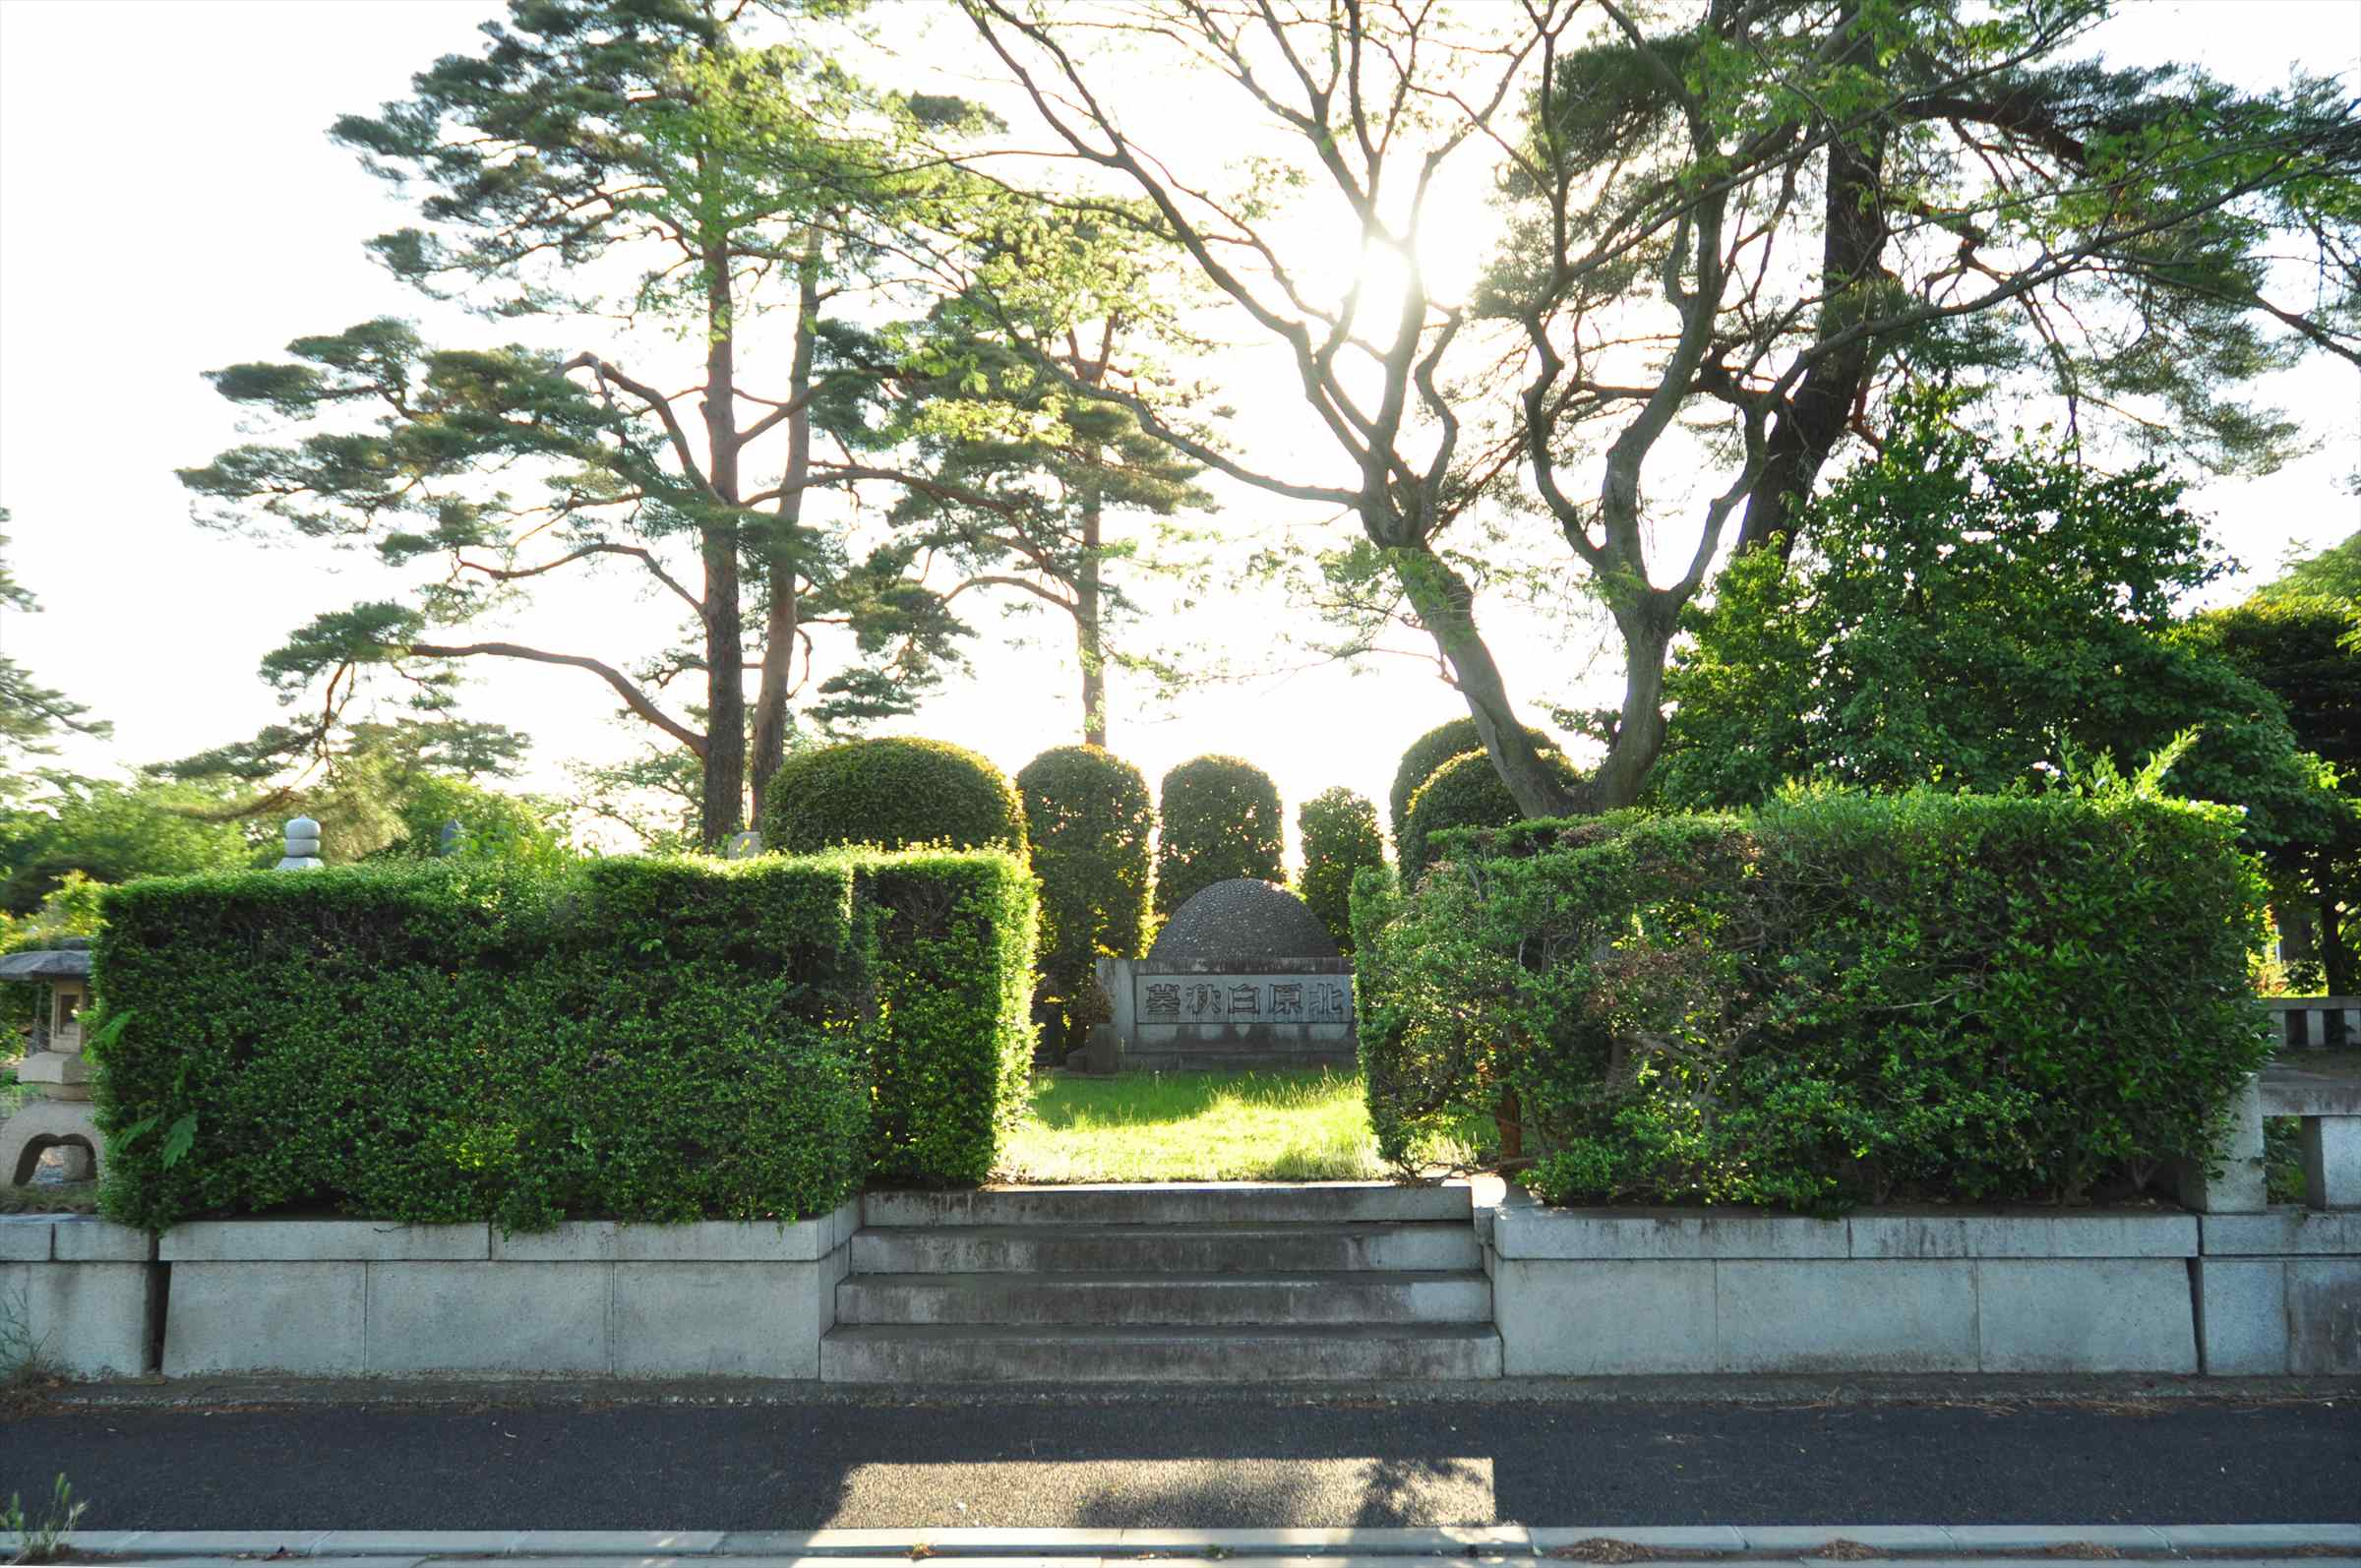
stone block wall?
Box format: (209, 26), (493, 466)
(156, 1208), (859, 1378)
(1485, 1206), (2207, 1376)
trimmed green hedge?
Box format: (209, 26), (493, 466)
(859, 848), (1039, 1186)
(1400, 750), (1585, 883)
(1154, 754), (1284, 918)
(1297, 786), (1386, 953)
(91, 849), (1036, 1231)
(1017, 746), (1153, 1057)
(760, 738), (1027, 857)
(1355, 789), (2272, 1212)
(1387, 718), (1560, 856)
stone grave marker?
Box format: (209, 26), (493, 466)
(1079, 877), (1357, 1073)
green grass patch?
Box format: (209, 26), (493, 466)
(0, 1183), (97, 1216)
(997, 1069), (1488, 1183)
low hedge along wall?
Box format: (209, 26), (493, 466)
(91, 849), (1035, 1232)
(1353, 789), (2272, 1212)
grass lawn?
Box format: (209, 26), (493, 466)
(997, 1069), (1396, 1183)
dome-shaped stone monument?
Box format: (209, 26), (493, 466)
(1147, 877), (1341, 964)
(1082, 878), (1357, 1074)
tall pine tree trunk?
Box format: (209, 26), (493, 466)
(698, 238), (748, 847)
(750, 241), (821, 817)
(1732, 3), (1890, 562)
(1076, 446), (1107, 749)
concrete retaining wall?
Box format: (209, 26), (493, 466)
(6, 1196), (2355, 1383)
(2193, 1210), (2361, 1374)
(1485, 1203), (2361, 1377)
(1486, 1206), (2210, 1376)
(153, 1206), (859, 1378)
(0, 1215), (154, 1377)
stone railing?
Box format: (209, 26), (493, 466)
(2266, 995), (2359, 1051)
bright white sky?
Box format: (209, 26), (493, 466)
(2, 0), (2358, 854)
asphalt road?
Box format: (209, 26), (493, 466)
(3, 1391), (2356, 1529)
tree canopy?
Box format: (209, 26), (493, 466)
(1655, 396), (2348, 866)
(0, 514), (108, 802)
(958, 0), (2361, 817)
(181, 0), (1186, 845)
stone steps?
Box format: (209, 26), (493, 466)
(837, 1269), (1493, 1326)
(865, 1181), (1471, 1228)
(819, 1322), (1503, 1382)
(823, 1182), (1499, 1382)
(1116, 1050), (1359, 1073)
(848, 1220), (1483, 1276)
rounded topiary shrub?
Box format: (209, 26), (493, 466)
(1154, 754), (1284, 918)
(1017, 745), (1153, 1059)
(759, 738), (1027, 856)
(1297, 786), (1387, 953)
(1402, 749), (1584, 882)
(1389, 717), (1561, 855)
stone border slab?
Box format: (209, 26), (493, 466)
(29, 1523), (2361, 1557)
(2202, 1208), (2361, 1255)
(489, 1206), (857, 1263)
(1494, 1207), (2199, 1262)
(160, 1221), (491, 1262)
(0, 1214), (150, 1262)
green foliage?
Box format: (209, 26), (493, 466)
(91, 848), (1039, 1229)
(856, 848), (1038, 1185)
(1296, 787), (1386, 952)
(185, 2), (1021, 845)
(1658, 397), (2346, 858)
(1401, 751), (1585, 884)
(1152, 755), (1283, 917)
(0, 776), (256, 915)
(372, 773), (571, 872)
(0, 1282), (53, 1389)
(2, 1474), (85, 1563)
(1016, 746), (1151, 1053)
(760, 737), (1026, 857)
(2200, 540), (2361, 991)
(1386, 719), (1561, 857)
(0, 515), (108, 803)
(1357, 790), (2271, 1213)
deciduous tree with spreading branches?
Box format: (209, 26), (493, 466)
(959, 0), (2361, 815)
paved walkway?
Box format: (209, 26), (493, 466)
(6, 1387), (2355, 1530)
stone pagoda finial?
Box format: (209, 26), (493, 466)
(278, 814), (324, 871)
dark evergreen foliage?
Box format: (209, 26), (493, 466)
(1152, 755), (1283, 918)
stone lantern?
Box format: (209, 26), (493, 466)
(0, 938), (100, 1184)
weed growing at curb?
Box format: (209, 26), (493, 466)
(0, 1284), (55, 1388)
(3, 1474), (86, 1565)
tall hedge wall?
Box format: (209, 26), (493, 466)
(858, 849), (1039, 1186)
(1297, 786), (1386, 953)
(1387, 718), (1560, 855)
(760, 737), (1028, 857)
(91, 849), (1036, 1231)
(1400, 750), (1586, 883)
(1154, 754), (1284, 918)
(1017, 746), (1153, 1056)
(1355, 789), (2272, 1213)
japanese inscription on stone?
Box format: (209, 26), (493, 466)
(1135, 973), (1352, 1028)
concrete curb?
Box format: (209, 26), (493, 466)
(17, 1524), (2360, 1558)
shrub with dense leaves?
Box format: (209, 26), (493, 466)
(1400, 750), (1585, 883)
(1296, 787), (1386, 952)
(1387, 718), (1560, 857)
(1355, 789), (2271, 1213)
(92, 849), (1037, 1231)
(1153, 755), (1284, 917)
(760, 737), (1027, 857)
(1017, 746), (1153, 1057)
(858, 848), (1039, 1186)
